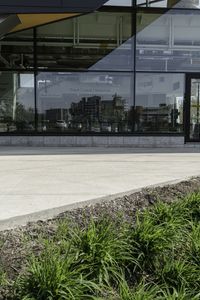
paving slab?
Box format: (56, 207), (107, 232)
(0, 146), (200, 229)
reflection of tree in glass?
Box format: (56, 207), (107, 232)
(15, 102), (34, 131)
(0, 97), (13, 123)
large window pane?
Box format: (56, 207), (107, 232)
(190, 78), (200, 140)
(0, 72), (35, 132)
(136, 10), (200, 72)
(137, 0), (200, 9)
(37, 12), (133, 71)
(37, 72), (134, 133)
(0, 29), (34, 70)
(135, 73), (184, 133)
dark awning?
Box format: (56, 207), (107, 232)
(0, 0), (108, 13)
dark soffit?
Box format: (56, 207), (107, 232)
(0, 0), (109, 13)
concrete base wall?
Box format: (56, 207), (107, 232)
(0, 135), (187, 147)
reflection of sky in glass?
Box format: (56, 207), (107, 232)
(20, 74), (34, 88)
(137, 0), (167, 6)
(105, 0), (132, 6)
(136, 8), (200, 72)
(90, 37), (134, 71)
(137, 0), (200, 8)
(18, 74), (34, 109)
(37, 72), (132, 112)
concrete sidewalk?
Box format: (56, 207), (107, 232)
(0, 146), (200, 229)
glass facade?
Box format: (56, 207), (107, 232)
(135, 73), (184, 132)
(136, 10), (200, 72)
(0, 0), (200, 140)
(37, 12), (133, 70)
(37, 72), (133, 133)
(0, 72), (34, 132)
(189, 78), (200, 140)
(137, 0), (200, 9)
(0, 29), (34, 70)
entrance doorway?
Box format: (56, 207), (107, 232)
(185, 74), (200, 142)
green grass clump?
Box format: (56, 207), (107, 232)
(0, 269), (7, 286)
(15, 241), (99, 300)
(0, 240), (7, 287)
(13, 193), (200, 300)
(67, 217), (134, 285)
(174, 193), (200, 222)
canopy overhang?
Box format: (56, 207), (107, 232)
(0, 0), (108, 13)
(0, 0), (108, 37)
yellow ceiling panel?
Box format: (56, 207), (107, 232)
(10, 13), (79, 32)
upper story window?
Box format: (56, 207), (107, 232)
(136, 9), (200, 72)
(0, 29), (34, 70)
(137, 0), (200, 9)
(37, 11), (133, 71)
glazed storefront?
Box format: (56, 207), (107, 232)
(0, 0), (200, 145)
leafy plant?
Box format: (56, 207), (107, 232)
(15, 241), (99, 300)
(68, 217), (135, 285)
(8, 193), (200, 300)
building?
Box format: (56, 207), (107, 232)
(0, 0), (199, 146)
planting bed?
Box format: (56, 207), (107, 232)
(0, 177), (200, 299)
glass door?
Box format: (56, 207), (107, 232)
(186, 75), (200, 142)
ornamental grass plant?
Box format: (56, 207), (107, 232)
(8, 193), (200, 299)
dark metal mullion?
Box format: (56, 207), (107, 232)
(33, 27), (38, 133)
(132, 4), (137, 132)
(185, 73), (200, 142)
(185, 74), (192, 143)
